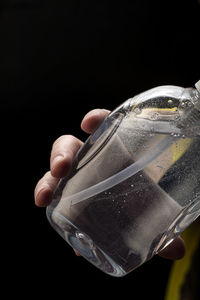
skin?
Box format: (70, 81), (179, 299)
(34, 108), (186, 260)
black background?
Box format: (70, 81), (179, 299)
(1, 0), (199, 298)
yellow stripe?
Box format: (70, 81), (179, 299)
(131, 106), (179, 112)
(170, 138), (192, 165)
(164, 221), (200, 300)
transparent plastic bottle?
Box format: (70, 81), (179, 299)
(47, 81), (200, 277)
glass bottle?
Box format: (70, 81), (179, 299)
(46, 81), (200, 277)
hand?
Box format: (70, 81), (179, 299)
(34, 109), (186, 260)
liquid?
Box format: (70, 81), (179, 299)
(47, 98), (200, 277)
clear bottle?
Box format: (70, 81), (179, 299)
(46, 81), (200, 277)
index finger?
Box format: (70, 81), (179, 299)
(81, 109), (110, 134)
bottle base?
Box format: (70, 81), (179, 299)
(46, 208), (127, 277)
(155, 197), (200, 253)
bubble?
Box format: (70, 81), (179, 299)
(179, 101), (192, 109)
(180, 101), (186, 108)
(171, 132), (180, 137)
(168, 99), (173, 106)
(150, 112), (159, 120)
(134, 107), (141, 115)
(175, 114), (180, 121)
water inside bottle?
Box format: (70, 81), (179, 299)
(47, 93), (200, 276)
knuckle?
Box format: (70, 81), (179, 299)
(50, 135), (82, 161)
(44, 170), (51, 177)
(38, 171), (51, 185)
(52, 135), (65, 147)
(52, 134), (75, 148)
(34, 171), (50, 194)
(50, 135), (76, 161)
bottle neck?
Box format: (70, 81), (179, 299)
(195, 80), (200, 94)
(194, 80), (200, 111)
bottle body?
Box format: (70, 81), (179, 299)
(47, 85), (200, 277)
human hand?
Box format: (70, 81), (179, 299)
(34, 108), (185, 260)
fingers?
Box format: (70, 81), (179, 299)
(35, 135), (83, 207)
(50, 135), (83, 178)
(81, 108), (110, 134)
(50, 109), (110, 178)
(158, 236), (186, 260)
(34, 171), (59, 207)
(35, 109), (110, 208)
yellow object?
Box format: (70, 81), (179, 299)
(164, 220), (200, 300)
(170, 138), (192, 165)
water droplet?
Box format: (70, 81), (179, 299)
(150, 112), (159, 120)
(175, 114), (180, 120)
(180, 101), (186, 108)
(134, 107), (141, 115)
(188, 101), (193, 107)
(171, 132), (180, 137)
(168, 99), (173, 106)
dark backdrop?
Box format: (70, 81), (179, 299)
(1, 0), (199, 298)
